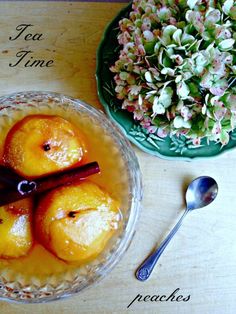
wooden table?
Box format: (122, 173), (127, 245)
(0, 1), (236, 313)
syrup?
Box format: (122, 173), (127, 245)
(0, 96), (130, 285)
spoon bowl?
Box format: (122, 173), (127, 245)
(186, 176), (218, 210)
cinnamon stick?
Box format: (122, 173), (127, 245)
(0, 165), (24, 187)
(0, 162), (100, 207)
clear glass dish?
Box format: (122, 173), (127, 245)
(0, 91), (142, 303)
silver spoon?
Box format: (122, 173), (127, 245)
(136, 176), (218, 281)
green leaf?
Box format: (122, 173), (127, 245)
(220, 130), (230, 145)
(200, 72), (214, 89)
(194, 53), (208, 75)
(210, 79), (228, 96)
(222, 0), (234, 15)
(205, 9), (221, 24)
(144, 71), (153, 83)
(161, 67), (175, 76)
(163, 25), (178, 37)
(159, 86), (173, 108)
(144, 41), (156, 54)
(230, 6), (236, 20)
(177, 81), (190, 99)
(173, 29), (182, 45)
(119, 72), (128, 80)
(188, 82), (200, 96)
(158, 6), (171, 22)
(173, 116), (191, 128)
(187, 0), (198, 10)
(153, 97), (165, 114)
(161, 27), (175, 46)
(218, 39), (235, 51)
(154, 42), (161, 53)
(181, 33), (195, 45)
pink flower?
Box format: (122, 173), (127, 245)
(128, 85), (142, 95)
(147, 125), (157, 133)
(133, 109), (144, 120)
(134, 33), (142, 46)
(212, 122), (221, 135)
(118, 31), (131, 45)
(114, 74), (125, 86)
(141, 18), (152, 31)
(122, 99), (136, 110)
(192, 138), (201, 146)
(137, 44), (146, 56)
(143, 30), (154, 41)
(157, 128), (168, 138)
(123, 42), (135, 54)
(169, 17), (177, 25)
(140, 117), (151, 128)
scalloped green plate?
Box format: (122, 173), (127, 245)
(96, 2), (236, 161)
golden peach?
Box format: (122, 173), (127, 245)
(35, 182), (120, 263)
(0, 198), (33, 258)
(3, 115), (87, 178)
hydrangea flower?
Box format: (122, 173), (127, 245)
(110, 0), (236, 146)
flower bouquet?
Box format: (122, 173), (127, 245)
(109, 0), (236, 147)
(96, 0), (236, 159)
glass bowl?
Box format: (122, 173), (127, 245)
(0, 91), (142, 303)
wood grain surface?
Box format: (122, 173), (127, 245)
(0, 2), (236, 314)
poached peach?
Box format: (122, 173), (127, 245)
(0, 198), (33, 258)
(3, 115), (87, 178)
(35, 182), (120, 263)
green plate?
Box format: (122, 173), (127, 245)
(96, 2), (236, 161)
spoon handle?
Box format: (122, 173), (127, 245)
(136, 209), (189, 281)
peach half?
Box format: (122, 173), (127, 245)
(3, 115), (87, 178)
(0, 198), (33, 259)
(35, 182), (121, 263)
